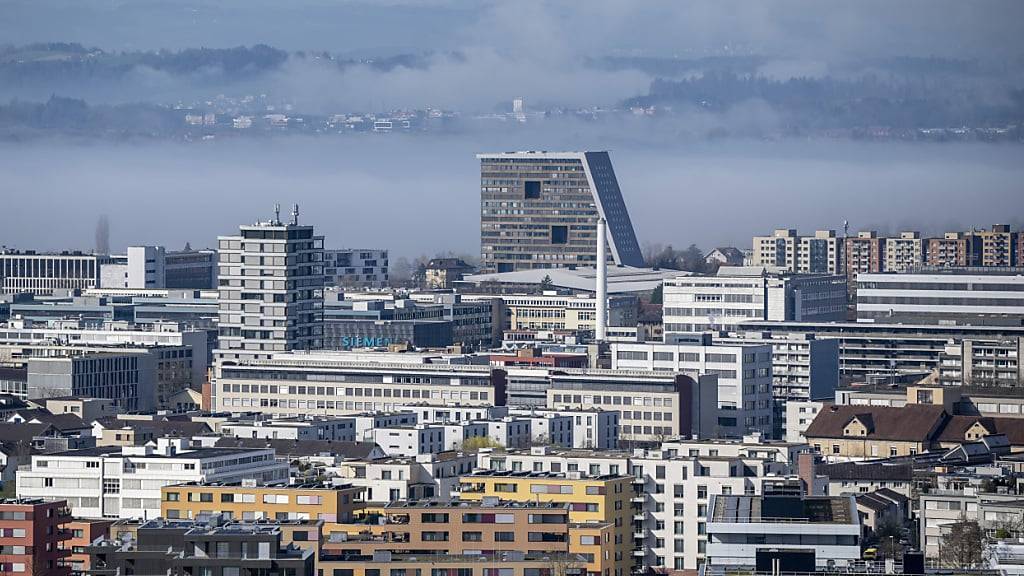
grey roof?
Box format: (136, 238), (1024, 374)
(213, 438), (382, 460)
(462, 266), (680, 294)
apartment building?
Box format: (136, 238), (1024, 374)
(220, 417), (356, 441)
(739, 319), (1024, 381)
(64, 518), (113, 574)
(215, 209), (325, 361)
(458, 471), (635, 576)
(713, 331), (839, 438)
(939, 337), (1024, 388)
(330, 452), (477, 504)
(977, 224), (1017, 267)
(323, 248), (388, 289)
(545, 369), (718, 444)
(884, 231), (927, 272)
(845, 231), (885, 291)
(662, 267), (846, 334)
(0, 250), (112, 296)
(370, 424), (447, 456)
(475, 438), (806, 571)
(751, 229), (842, 274)
(211, 352), (506, 416)
(510, 408), (619, 449)
(611, 339), (774, 438)
(84, 519), (315, 576)
(17, 438), (288, 519)
(322, 500), (596, 570)
(161, 481), (365, 522)
(856, 269), (1024, 325)
(927, 232), (981, 267)
(320, 552), (585, 576)
(802, 404), (948, 460)
(479, 151), (644, 273)
(0, 498), (72, 576)
(705, 494), (861, 569)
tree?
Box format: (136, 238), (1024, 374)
(939, 517), (987, 568)
(546, 553), (584, 576)
(874, 515), (905, 559)
(460, 436), (503, 452)
(679, 244), (707, 273)
(539, 275), (554, 292)
(649, 284), (663, 305)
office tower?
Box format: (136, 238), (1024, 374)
(323, 248), (389, 289)
(478, 151), (644, 273)
(215, 206), (324, 361)
(884, 231), (926, 272)
(927, 232), (980, 267)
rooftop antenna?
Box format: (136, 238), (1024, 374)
(273, 203), (281, 225)
(291, 204), (300, 225)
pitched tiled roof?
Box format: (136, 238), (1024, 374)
(936, 416), (1024, 445)
(803, 404), (947, 442)
(818, 460), (914, 482)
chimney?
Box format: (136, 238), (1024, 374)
(797, 452), (820, 496)
(596, 217), (608, 341)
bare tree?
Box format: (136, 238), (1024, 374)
(547, 552), (584, 576)
(939, 516), (987, 568)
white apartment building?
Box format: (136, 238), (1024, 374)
(706, 494), (861, 569)
(785, 400), (825, 443)
(330, 452), (476, 502)
(611, 339), (774, 438)
(438, 422), (490, 451)
(519, 413), (574, 447)
(215, 209), (325, 361)
(323, 248), (389, 290)
(480, 417), (533, 449)
(219, 417), (356, 441)
(16, 438), (288, 519)
(751, 229), (842, 274)
(662, 267), (846, 334)
(546, 370), (718, 444)
(509, 408), (619, 449)
(370, 425), (446, 456)
(884, 231), (927, 272)
(476, 436), (806, 571)
(393, 404), (508, 425)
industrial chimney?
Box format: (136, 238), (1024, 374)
(596, 217), (608, 341)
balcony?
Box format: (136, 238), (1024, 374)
(633, 513), (645, 521)
(630, 495), (645, 503)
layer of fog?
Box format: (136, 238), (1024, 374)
(1, 131), (1021, 260)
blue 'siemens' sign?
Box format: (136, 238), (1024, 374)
(340, 336), (394, 348)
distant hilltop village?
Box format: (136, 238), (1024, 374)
(0, 150), (1022, 575)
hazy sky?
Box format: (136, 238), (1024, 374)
(1, 1), (1022, 259)
(2, 133), (1021, 258)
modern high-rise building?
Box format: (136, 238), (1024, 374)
(215, 207), (325, 361)
(478, 151), (644, 273)
(323, 248), (389, 289)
